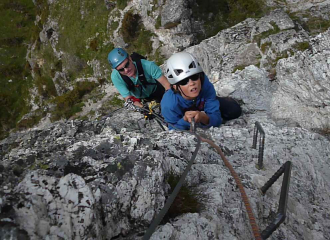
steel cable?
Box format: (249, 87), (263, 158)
(200, 137), (262, 240)
(103, 104), (262, 239)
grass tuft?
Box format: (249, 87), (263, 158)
(163, 172), (202, 222)
(121, 11), (154, 56)
(0, 0), (39, 139)
(51, 81), (98, 120)
(292, 41), (310, 51)
(192, 0), (266, 41)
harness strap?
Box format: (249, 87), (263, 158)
(120, 55), (157, 93)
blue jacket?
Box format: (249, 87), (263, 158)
(161, 75), (222, 130)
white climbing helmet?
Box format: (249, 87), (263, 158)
(165, 52), (203, 85)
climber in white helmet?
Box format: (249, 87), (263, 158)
(161, 51), (241, 130)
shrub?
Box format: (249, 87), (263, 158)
(89, 38), (98, 51)
(232, 64), (248, 72)
(292, 41), (310, 51)
(155, 15), (161, 29)
(35, 76), (57, 98)
(192, 0), (265, 41)
(163, 173), (202, 221)
(305, 17), (330, 35)
(97, 78), (106, 85)
(227, 0), (263, 24)
(109, 20), (119, 33)
(121, 11), (141, 43)
(150, 47), (166, 66)
(133, 29), (153, 56)
(121, 12), (154, 56)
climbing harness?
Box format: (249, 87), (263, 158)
(136, 101), (166, 131)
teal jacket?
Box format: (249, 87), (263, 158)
(111, 59), (163, 98)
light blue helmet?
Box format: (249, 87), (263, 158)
(108, 48), (128, 68)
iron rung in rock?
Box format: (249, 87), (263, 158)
(252, 121), (265, 169)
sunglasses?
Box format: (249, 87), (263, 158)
(177, 73), (200, 86)
(117, 59), (130, 72)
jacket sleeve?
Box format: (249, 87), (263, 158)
(161, 92), (191, 130)
(111, 70), (130, 98)
(200, 77), (222, 128)
(147, 61), (163, 80)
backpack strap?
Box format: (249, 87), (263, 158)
(134, 57), (148, 87)
(121, 75), (135, 91)
(131, 52), (156, 88)
(120, 53), (157, 93)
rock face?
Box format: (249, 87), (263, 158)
(271, 30), (330, 129)
(1, 1), (330, 240)
(185, 9), (330, 130)
(0, 112), (329, 239)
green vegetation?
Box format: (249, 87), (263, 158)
(260, 41), (272, 53)
(109, 20), (119, 34)
(35, 74), (57, 98)
(165, 173), (202, 219)
(108, 93), (124, 107)
(232, 64), (248, 72)
(163, 22), (180, 29)
(120, 11), (167, 62)
(253, 21), (281, 46)
(116, 0), (128, 10)
(30, 161), (49, 170)
(304, 16), (330, 35)
(151, 0), (158, 12)
(52, 81), (98, 120)
(164, 173), (202, 221)
(121, 12), (142, 43)
(155, 15), (162, 29)
(49, 0), (112, 76)
(0, 0), (39, 139)
(121, 11), (154, 56)
(151, 47), (166, 66)
(289, 12), (330, 36)
(274, 51), (289, 63)
(192, 0), (266, 41)
(33, 0), (113, 119)
(292, 41), (310, 52)
(98, 92), (123, 116)
(16, 111), (43, 130)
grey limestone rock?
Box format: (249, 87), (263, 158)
(161, 0), (190, 29)
(2, 1), (330, 240)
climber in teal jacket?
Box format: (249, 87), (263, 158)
(161, 52), (241, 130)
(108, 48), (170, 109)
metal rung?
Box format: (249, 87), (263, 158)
(260, 161), (292, 239)
(252, 121), (265, 169)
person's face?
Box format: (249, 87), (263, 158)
(174, 73), (202, 100)
(116, 57), (136, 77)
